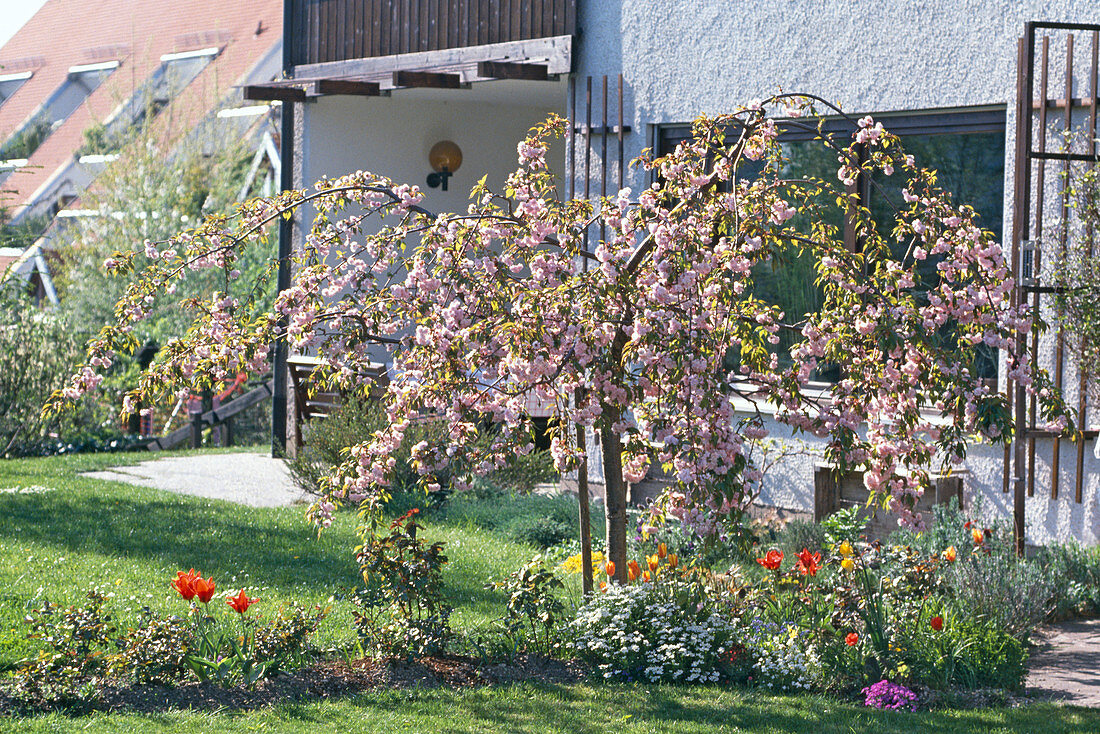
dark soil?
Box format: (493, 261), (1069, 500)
(3, 654), (588, 717)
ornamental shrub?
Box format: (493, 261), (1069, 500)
(898, 610), (1027, 691)
(354, 509), (452, 660)
(10, 590), (119, 707)
(1038, 542), (1100, 618)
(115, 610), (192, 685)
(943, 551), (1053, 642)
(490, 555), (570, 656)
(573, 577), (735, 683)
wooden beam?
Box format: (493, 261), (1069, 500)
(243, 85), (306, 102)
(477, 60), (549, 81)
(310, 78), (382, 97)
(393, 70), (464, 89)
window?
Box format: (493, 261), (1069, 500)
(0, 71), (32, 108)
(84, 47), (220, 155)
(0, 61), (117, 168)
(655, 108), (1005, 382)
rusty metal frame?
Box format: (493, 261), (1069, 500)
(1009, 21), (1100, 554)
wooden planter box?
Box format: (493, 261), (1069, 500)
(814, 467), (963, 540)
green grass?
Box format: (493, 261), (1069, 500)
(2, 449), (1099, 732)
(0, 448), (554, 668)
(5, 685), (1100, 733)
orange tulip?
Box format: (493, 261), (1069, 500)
(599, 582), (607, 592)
(667, 553), (679, 570)
(943, 546), (957, 563)
(642, 570), (651, 583)
(756, 549), (783, 571)
(845, 632), (859, 646)
(658, 542), (668, 559)
(647, 554), (659, 573)
(628, 560), (640, 581)
(795, 548), (822, 577)
(971, 528), (984, 546)
(191, 575), (216, 604)
(172, 568), (200, 601)
(226, 589), (259, 614)
(604, 561), (616, 577)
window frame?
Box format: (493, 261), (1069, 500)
(651, 106), (1008, 393)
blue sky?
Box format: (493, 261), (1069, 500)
(0, 0), (48, 50)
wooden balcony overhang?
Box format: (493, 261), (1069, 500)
(243, 34), (570, 102)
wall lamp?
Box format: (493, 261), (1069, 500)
(426, 140), (462, 191)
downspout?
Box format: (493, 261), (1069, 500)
(271, 3), (295, 457)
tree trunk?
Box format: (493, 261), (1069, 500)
(600, 415), (628, 584)
(576, 422), (593, 595)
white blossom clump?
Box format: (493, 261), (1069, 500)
(739, 619), (823, 692)
(572, 579), (735, 683)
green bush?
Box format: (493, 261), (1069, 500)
(290, 395), (557, 503)
(489, 555), (569, 656)
(503, 516), (574, 549)
(777, 520), (827, 558)
(901, 613), (1027, 691)
(1038, 542), (1100, 618)
(353, 509), (452, 660)
(0, 289), (100, 457)
(943, 551), (1053, 642)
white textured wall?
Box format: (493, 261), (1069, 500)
(300, 88), (565, 213)
(574, 1), (1098, 190)
(569, 1), (1100, 545)
(294, 2), (1100, 545)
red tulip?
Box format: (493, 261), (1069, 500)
(192, 575), (216, 604)
(930, 615), (944, 632)
(756, 549), (783, 571)
(795, 548), (822, 576)
(227, 589), (260, 614)
(173, 568), (199, 601)
(845, 632), (859, 646)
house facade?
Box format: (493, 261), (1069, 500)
(269, 1), (1100, 546)
(0, 0), (286, 299)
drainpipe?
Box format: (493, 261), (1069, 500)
(271, 8), (295, 458)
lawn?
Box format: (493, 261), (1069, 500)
(2, 449), (1100, 732)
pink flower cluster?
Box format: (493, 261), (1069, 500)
(48, 99), (1072, 537)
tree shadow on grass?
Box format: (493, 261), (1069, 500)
(269, 684), (1100, 734)
(0, 486), (359, 592)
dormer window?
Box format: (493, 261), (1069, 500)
(0, 61), (117, 166)
(83, 47), (220, 155)
(0, 71), (32, 108)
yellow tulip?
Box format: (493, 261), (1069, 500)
(838, 541), (853, 558)
(841, 558), (855, 572)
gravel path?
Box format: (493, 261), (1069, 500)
(81, 452), (309, 507)
(1027, 617), (1100, 707)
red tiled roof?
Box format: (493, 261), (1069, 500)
(0, 0), (283, 215)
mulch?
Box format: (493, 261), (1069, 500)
(1, 654), (588, 717)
